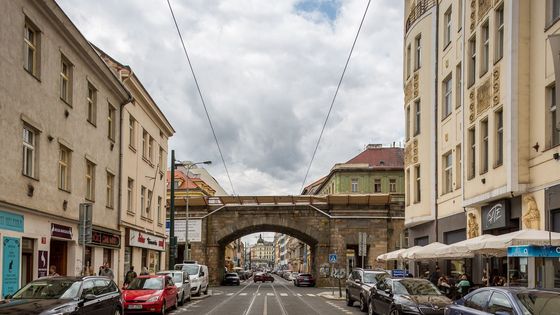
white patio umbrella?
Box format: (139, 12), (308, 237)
(405, 242), (448, 260)
(377, 248), (408, 262)
(471, 229), (560, 252)
(434, 234), (497, 259)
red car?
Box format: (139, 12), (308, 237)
(254, 272), (274, 283)
(123, 275), (178, 314)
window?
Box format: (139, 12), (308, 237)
(414, 100), (421, 135)
(458, 0), (463, 31)
(406, 169), (410, 205)
(549, 0), (560, 26)
(157, 196), (162, 224)
(127, 178), (134, 212)
(548, 84), (560, 148)
(464, 290), (492, 311)
(495, 109), (504, 165)
(87, 83), (97, 125)
(481, 119), (489, 174)
(415, 35), (422, 70)
(406, 106), (411, 140)
(374, 179), (382, 193)
(351, 179), (358, 193)
(60, 56), (72, 104)
(146, 190), (153, 218)
(142, 129), (148, 158)
(389, 179), (397, 193)
(24, 20), (39, 76)
(495, 5), (504, 61)
(140, 186), (146, 217)
(481, 21), (490, 75)
(468, 36), (477, 86)
(86, 160), (95, 201)
(468, 127), (476, 179)
(455, 145), (462, 189)
(414, 165), (421, 203)
(456, 63), (462, 108)
(106, 172), (114, 208)
(22, 126), (36, 177)
(107, 104), (116, 141)
(487, 292), (513, 314)
(443, 152), (453, 194)
(406, 44), (411, 78)
(148, 136), (154, 163)
(444, 7), (452, 47)
(159, 147), (164, 170)
(443, 75), (452, 118)
(129, 115), (136, 149)
(58, 145), (71, 191)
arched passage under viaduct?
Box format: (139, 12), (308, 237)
(171, 195), (404, 287)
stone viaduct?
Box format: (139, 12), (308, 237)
(171, 194), (404, 287)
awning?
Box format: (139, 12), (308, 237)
(405, 242), (448, 260)
(470, 229), (560, 255)
(377, 248), (408, 262)
(433, 234), (496, 259)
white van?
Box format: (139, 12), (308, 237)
(175, 263), (209, 296)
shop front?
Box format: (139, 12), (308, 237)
(438, 213), (468, 281)
(507, 245), (560, 288)
(126, 229), (165, 275)
(83, 228), (121, 276)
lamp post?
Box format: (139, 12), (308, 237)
(183, 160), (212, 262)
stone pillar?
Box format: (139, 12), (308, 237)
(206, 244), (222, 286)
(314, 243), (331, 287)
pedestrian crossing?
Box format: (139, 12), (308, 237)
(214, 292), (315, 297)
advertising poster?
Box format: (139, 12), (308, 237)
(165, 219), (202, 242)
(38, 250), (48, 277)
(2, 237), (21, 297)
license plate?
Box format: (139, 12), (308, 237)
(128, 304), (142, 309)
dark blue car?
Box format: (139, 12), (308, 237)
(444, 287), (560, 315)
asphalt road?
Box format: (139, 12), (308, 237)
(168, 275), (363, 315)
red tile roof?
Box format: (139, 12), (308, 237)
(166, 170), (199, 189)
(346, 147), (404, 169)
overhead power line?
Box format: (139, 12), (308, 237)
(166, 0), (237, 195)
(299, 0), (372, 194)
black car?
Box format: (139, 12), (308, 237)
(222, 273), (241, 286)
(445, 287), (560, 315)
(0, 276), (123, 315)
(368, 278), (452, 315)
(346, 269), (389, 312)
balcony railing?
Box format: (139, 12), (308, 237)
(405, 0), (436, 33)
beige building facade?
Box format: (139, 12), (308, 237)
(0, 0), (130, 296)
(404, 0), (560, 284)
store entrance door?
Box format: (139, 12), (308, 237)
(50, 240), (68, 275)
(21, 238), (34, 285)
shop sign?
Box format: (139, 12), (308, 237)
(38, 250), (48, 277)
(482, 200), (508, 231)
(2, 237), (20, 297)
(508, 245), (560, 257)
(165, 219), (202, 242)
(91, 230), (121, 248)
(0, 210), (24, 232)
(51, 223), (73, 239)
(129, 230), (165, 251)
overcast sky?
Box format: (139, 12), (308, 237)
(57, 0), (404, 201)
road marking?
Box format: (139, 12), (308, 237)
(243, 283), (262, 315)
(273, 275), (320, 314)
(226, 293), (233, 296)
(205, 280), (253, 315)
(267, 293), (274, 296)
(271, 278), (289, 315)
(263, 296), (268, 315)
(306, 294), (315, 297)
(240, 293), (248, 296)
(296, 293), (302, 296)
(280, 293), (288, 296)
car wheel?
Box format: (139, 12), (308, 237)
(203, 286), (208, 295)
(173, 295), (179, 310)
(346, 291), (354, 306)
(160, 301), (166, 315)
(180, 292), (185, 306)
(368, 300), (376, 315)
(187, 291), (192, 301)
(113, 307), (122, 315)
(360, 295), (368, 312)
(389, 308), (400, 315)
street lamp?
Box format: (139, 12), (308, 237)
(182, 160), (212, 262)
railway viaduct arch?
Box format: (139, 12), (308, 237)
(171, 194), (404, 287)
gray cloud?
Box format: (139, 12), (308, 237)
(57, 0), (404, 195)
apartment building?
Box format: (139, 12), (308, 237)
(403, 0), (560, 280)
(96, 49), (175, 283)
(0, 0), (130, 296)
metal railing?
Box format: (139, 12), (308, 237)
(405, 0), (436, 33)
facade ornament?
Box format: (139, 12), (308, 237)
(523, 196), (541, 229)
(476, 77), (491, 115)
(468, 213), (479, 238)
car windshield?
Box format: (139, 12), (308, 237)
(363, 273), (384, 284)
(182, 265), (200, 275)
(226, 273), (238, 278)
(393, 280), (441, 296)
(127, 277), (163, 290)
(517, 292), (560, 315)
(12, 279), (82, 299)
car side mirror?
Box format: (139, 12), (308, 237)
(384, 288), (392, 295)
(184, 279), (190, 283)
(84, 294), (96, 301)
(355, 279), (361, 284)
(200, 272), (205, 277)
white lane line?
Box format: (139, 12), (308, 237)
(306, 294), (315, 297)
(257, 293), (261, 296)
(263, 295), (268, 315)
(205, 280), (253, 315)
(243, 282), (262, 315)
(240, 293), (248, 296)
(280, 293), (288, 296)
(226, 293), (234, 296)
(271, 278), (289, 315)
(296, 293), (302, 296)
(267, 293), (274, 296)
(273, 275), (320, 315)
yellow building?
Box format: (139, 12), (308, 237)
(403, 0), (560, 284)
(250, 234), (274, 268)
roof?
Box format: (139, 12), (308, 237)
(345, 146), (404, 169)
(172, 194), (392, 207)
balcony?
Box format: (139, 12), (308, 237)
(405, 0), (436, 33)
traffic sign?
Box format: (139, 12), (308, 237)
(329, 253), (337, 263)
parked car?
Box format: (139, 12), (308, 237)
(174, 263), (209, 296)
(254, 272), (274, 283)
(346, 268), (389, 312)
(122, 275), (178, 314)
(445, 287), (560, 315)
(281, 270), (292, 280)
(0, 276), (122, 315)
(294, 273), (316, 287)
(223, 273), (241, 286)
(368, 278), (452, 315)
(156, 270), (191, 305)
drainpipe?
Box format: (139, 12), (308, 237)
(433, 2), (440, 244)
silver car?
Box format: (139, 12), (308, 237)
(157, 270), (191, 305)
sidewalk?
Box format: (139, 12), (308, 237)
(317, 289), (346, 300)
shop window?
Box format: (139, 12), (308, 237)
(508, 257), (528, 287)
(103, 248), (112, 266)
